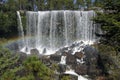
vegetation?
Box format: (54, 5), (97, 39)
(94, 0), (120, 53)
(95, 44), (120, 80)
(0, 0), (120, 80)
(0, 46), (54, 80)
(93, 0), (120, 79)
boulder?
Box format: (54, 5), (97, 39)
(74, 52), (84, 59)
(83, 45), (99, 66)
(62, 52), (69, 56)
(58, 64), (66, 73)
(30, 49), (39, 55)
(42, 48), (47, 54)
(59, 47), (69, 54)
(83, 46), (101, 77)
(50, 54), (61, 62)
(75, 64), (87, 75)
(18, 52), (27, 62)
(66, 54), (76, 65)
(83, 45), (98, 59)
(41, 56), (51, 66)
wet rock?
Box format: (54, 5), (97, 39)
(66, 54), (76, 65)
(68, 50), (73, 54)
(58, 64), (66, 73)
(83, 46), (99, 66)
(42, 48), (47, 54)
(75, 64), (87, 75)
(62, 52), (69, 56)
(74, 52), (84, 59)
(50, 54), (61, 62)
(41, 56), (51, 66)
(60, 47), (69, 53)
(18, 52), (27, 62)
(83, 45), (98, 59)
(83, 46), (101, 76)
(30, 49), (39, 55)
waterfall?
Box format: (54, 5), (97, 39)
(17, 10), (97, 54)
(60, 56), (66, 65)
(17, 11), (25, 49)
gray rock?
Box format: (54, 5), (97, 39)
(74, 52), (84, 59)
(42, 48), (47, 54)
(18, 52), (27, 62)
(66, 54), (76, 65)
(75, 64), (87, 75)
(50, 54), (61, 62)
(30, 49), (39, 55)
(58, 64), (66, 73)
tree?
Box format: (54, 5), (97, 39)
(23, 55), (54, 80)
(94, 0), (120, 52)
(0, 0), (18, 38)
(0, 46), (22, 80)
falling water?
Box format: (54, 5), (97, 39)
(17, 11), (25, 49)
(18, 10), (97, 53)
(64, 11), (68, 46)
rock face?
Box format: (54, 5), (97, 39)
(83, 45), (101, 77)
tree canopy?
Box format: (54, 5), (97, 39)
(94, 0), (120, 52)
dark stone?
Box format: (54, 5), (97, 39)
(75, 64), (87, 75)
(62, 52), (69, 56)
(18, 52), (27, 62)
(30, 49), (39, 55)
(83, 46), (99, 65)
(42, 48), (47, 54)
(60, 47), (69, 53)
(58, 64), (66, 73)
(50, 54), (61, 62)
(83, 46), (99, 58)
(66, 54), (76, 65)
(25, 47), (28, 52)
(68, 50), (73, 54)
(41, 56), (51, 66)
(74, 52), (84, 59)
(83, 46), (101, 76)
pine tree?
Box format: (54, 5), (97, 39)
(94, 0), (120, 52)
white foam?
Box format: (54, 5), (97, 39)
(60, 56), (66, 65)
(64, 69), (88, 80)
